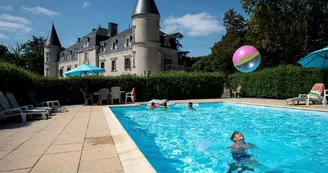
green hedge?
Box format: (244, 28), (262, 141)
(229, 65), (324, 99)
(0, 62), (225, 105)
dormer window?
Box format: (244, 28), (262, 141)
(112, 42), (115, 50)
(165, 38), (171, 47)
(112, 40), (118, 50)
(126, 38), (129, 47)
(84, 37), (90, 47)
(67, 51), (72, 60)
(101, 42), (107, 52)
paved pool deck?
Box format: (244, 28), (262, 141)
(1, 98), (328, 173)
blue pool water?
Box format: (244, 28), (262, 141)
(110, 102), (328, 173)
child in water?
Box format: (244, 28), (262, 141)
(150, 102), (156, 110)
(160, 102), (168, 111)
(227, 131), (259, 173)
(187, 102), (196, 111)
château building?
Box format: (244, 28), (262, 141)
(44, 0), (183, 77)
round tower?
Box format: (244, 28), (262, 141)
(131, 0), (161, 76)
(44, 22), (62, 77)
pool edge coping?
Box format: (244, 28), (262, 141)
(108, 100), (328, 113)
(103, 106), (157, 173)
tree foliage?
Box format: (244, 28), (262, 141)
(188, 0), (328, 74)
(191, 9), (248, 74)
(22, 36), (46, 75)
(0, 36), (45, 75)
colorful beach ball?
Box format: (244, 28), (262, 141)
(232, 45), (261, 73)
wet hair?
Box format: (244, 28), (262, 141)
(230, 131), (243, 141)
(164, 102), (167, 106)
(151, 102), (155, 106)
(188, 102), (193, 105)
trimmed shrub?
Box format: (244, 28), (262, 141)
(0, 62), (225, 105)
(229, 65), (324, 99)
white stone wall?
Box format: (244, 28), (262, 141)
(77, 48), (98, 66)
(132, 45), (161, 76)
(159, 47), (179, 65)
(131, 13), (162, 76)
(44, 46), (61, 77)
(132, 14), (160, 43)
(99, 49), (134, 76)
(58, 59), (79, 77)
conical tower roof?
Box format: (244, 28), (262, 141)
(45, 22), (61, 47)
(132, 0), (160, 17)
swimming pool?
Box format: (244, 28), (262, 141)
(110, 102), (328, 173)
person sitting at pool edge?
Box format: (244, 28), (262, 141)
(187, 102), (196, 111)
(150, 102), (157, 110)
(160, 102), (168, 111)
(227, 131), (260, 173)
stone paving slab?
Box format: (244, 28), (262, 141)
(0, 105), (124, 173)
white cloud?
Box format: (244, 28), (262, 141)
(162, 12), (225, 36)
(22, 6), (59, 17)
(82, 1), (90, 8)
(0, 21), (33, 33)
(0, 14), (33, 34)
(0, 5), (13, 11)
(0, 14), (31, 25)
(0, 33), (8, 40)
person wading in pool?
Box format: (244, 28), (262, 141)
(187, 102), (196, 111)
(160, 102), (168, 111)
(150, 102), (157, 110)
(227, 131), (259, 173)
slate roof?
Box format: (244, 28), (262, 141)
(45, 23), (62, 47)
(59, 26), (177, 62)
(132, 0), (160, 16)
(59, 27), (109, 62)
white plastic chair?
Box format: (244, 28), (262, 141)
(98, 88), (110, 105)
(111, 87), (121, 104)
(80, 89), (94, 105)
(232, 86), (242, 98)
(125, 88), (135, 104)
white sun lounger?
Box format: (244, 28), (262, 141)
(0, 92), (49, 122)
(286, 94), (307, 105)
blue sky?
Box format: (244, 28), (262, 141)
(0, 0), (247, 56)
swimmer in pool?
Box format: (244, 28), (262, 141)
(227, 131), (259, 173)
(187, 102), (196, 111)
(150, 102), (157, 110)
(160, 102), (168, 111)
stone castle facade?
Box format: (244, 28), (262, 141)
(44, 0), (182, 77)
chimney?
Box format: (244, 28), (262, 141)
(108, 22), (118, 37)
(77, 38), (81, 43)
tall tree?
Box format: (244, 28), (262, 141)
(0, 44), (25, 66)
(167, 32), (184, 50)
(241, 0), (328, 66)
(22, 36), (46, 75)
(191, 9), (248, 74)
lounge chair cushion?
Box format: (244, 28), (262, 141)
(308, 90), (323, 99)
